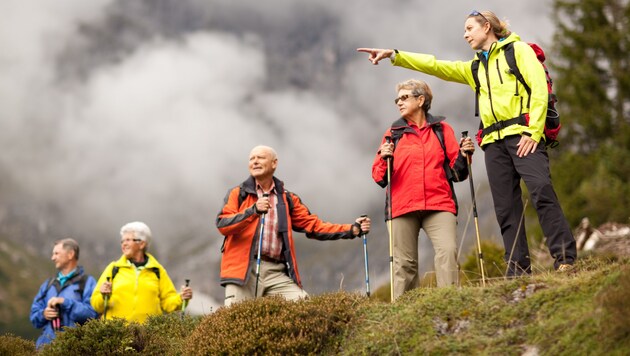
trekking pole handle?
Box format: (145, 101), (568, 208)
(182, 279), (191, 311)
(105, 276), (111, 295)
(359, 214), (368, 236)
(260, 193), (270, 214)
(461, 131), (474, 155)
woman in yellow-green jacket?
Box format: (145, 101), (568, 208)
(357, 10), (576, 277)
(91, 222), (193, 323)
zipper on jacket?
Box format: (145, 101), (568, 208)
(495, 59), (503, 84)
(484, 43), (502, 141)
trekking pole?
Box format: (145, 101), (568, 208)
(181, 279), (190, 319)
(385, 136), (395, 302)
(103, 276), (111, 319)
(254, 193), (270, 298)
(462, 131), (486, 287)
(359, 214), (371, 297)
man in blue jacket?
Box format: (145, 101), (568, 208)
(30, 238), (98, 348)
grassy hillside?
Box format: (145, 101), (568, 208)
(2, 254), (628, 355)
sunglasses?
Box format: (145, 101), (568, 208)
(470, 10), (489, 24)
(394, 94), (420, 105)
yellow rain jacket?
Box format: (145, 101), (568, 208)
(392, 32), (548, 146)
(91, 253), (182, 323)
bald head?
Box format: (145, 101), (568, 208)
(249, 145), (277, 160)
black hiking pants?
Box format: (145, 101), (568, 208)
(484, 135), (576, 276)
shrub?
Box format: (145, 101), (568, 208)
(372, 283), (391, 303)
(39, 318), (140, 355)
(185, 292), (365, 355)
(39, 313), (202, 356)
(0, 333), (36, 355)
(141, 313), (202, 355)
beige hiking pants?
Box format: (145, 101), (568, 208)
(391, 211), (459, 300)
(224, 260), (308, 306)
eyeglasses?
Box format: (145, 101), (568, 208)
(121, 238), (142, 244)
(470, 10), (489, 24)
(394, 94), (420, 105)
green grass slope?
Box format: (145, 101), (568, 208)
(342, 256), (629, 355)
(1, 255), (628, 355)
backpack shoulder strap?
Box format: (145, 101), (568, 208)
(150, 267), (160, 279)
(431, 122), (459, 213)
(237, 185), (248, 207)
(75, 274), (89, 298)
(285, 190), (294, 213)
(37, 277), (56, 302)
(503, 42), (531, 95)
(388, 117), (411, 149)
(431, 123), (453, 181)
(45, 277), (56, 291)
(471, 59), (481, 117)
(390, 127), (405, 148)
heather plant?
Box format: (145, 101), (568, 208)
(0, 333), (36, 356)
(39, 318), (140, 355)
(185, 292), (366, 355)
(140, 313), (202, 355)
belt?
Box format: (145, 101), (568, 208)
(261, 255), (284, 264)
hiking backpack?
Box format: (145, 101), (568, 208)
(471, 42), (561, 147)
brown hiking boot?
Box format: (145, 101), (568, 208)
(557, 264), (574, 272)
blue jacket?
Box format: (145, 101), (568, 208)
(29, 266), (98, 348)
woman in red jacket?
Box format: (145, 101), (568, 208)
(372, 79), (473, 300)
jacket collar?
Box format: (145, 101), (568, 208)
(392, 113), (445, 130)
(475, 32), (521, 60)
(115, 252), (159, 268)
(242, 175), (285, 196)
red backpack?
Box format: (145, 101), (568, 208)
(472, 42), (561, 147)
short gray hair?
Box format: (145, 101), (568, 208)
(396, 79), (433, 113)
(120, 221), (152, 250)
(54, 238), (80, 260)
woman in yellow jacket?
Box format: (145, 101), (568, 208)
(91, 221), (192, 323)
(357, 10), (576, 276)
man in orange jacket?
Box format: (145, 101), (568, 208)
(216, 145), (371, 306)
